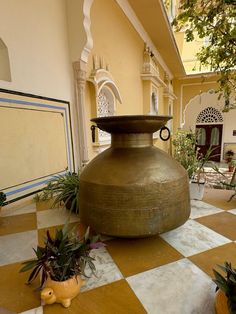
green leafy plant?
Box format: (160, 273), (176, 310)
(20, 224), (104, 288)
(229, 161), (236, 168)
(213, 262), (236, 313)
(172, 0), (236, 111)
(172, 130), (217, 181)
(35, 172), (80, 213)
(0, 191), (6, 207)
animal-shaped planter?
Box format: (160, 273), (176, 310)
(41, 275), (85, 308)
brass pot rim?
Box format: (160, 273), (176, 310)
(91, 115), (172, 134)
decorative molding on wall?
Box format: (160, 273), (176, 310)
(73, 60), (89, 165)
(141, 45), (166, 88)
(115, 0), (173, 79)
(196, 107), (223, 124)
(81, 0), (94, 62)
(89, 56), (122, 147)
(179, 81), (217, 128)
(0, 89), (74, 202)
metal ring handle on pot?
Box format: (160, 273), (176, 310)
(159, 126), (170, 141)
(90, 125), (97, 143)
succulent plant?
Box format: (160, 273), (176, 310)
(213, 262), (236, 313)
(0, 192), (6, 206)
(20, 224), (104, 288)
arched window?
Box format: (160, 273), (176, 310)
(0, 38), (11, 81)
(196, 107), (223, 124)
(97, 86), (115, 142)
(151, 92), (158, 114)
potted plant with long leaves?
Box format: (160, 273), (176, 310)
(35, 172), (80, 213)
(173, 130), (218, 200)
(20, 224), (104, 308)
(0, 191), (6, 210)
(213, 262), (236, 314)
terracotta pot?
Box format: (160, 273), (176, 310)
(228, 166), (235, 172)
(41, 275), (85, 308)
(215, 290), (230, 314)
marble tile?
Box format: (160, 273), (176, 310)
(160, 219), (231, 257)
(1, 203), (36, 217)
(127, 259), (216, 314)
(43, 280), (146, 314)
(190, 200), (223, 219)
(36, 208), (79, 229)
(20, 307), (43, 314)
(189, 242), (236, 278)
(0, 262), (41, 313)
(0, 213), (37, 236)
(0, 230), (38, 266)
(196, 212), (236, 241)
(81, 247), (123, 292)
(228, 208), (236, 215)
(106, 236), (183, 277)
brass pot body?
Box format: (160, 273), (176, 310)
(79, 116), (190, 238)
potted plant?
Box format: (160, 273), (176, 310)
(226, 150), (235, 163)
(213, 262), (236, 314)
(173, 130), (215, 200)
(228, 161), (236, 173)
(35, 172), (80, 213)
(20, 224), (104, 308)
(0, 191), (6, 210)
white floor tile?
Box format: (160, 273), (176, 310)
(1, 203), (36, 217)
(161, 219), (231, 257)
(81, 247), (123, 292)
(37, 208), (79, 229)
(0, 230), (38, 266)
(228, 209), (236, 215)
(190, 200), (224, 219)
(20, 306), (43, 314)
(127, 259), (216, 314)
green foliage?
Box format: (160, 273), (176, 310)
(213, 262), (236, 313)
(173, 129), (217, 180)
(20, 224), (104, 287)
(172, 0), (236, 111)
(0, 192), (6, 206)
(173, 130), (199, 179)
(35, 172), (80, 213)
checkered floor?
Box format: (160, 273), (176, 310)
(0, 189), (236, 314)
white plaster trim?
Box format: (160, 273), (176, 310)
(98, 80), (122, 103)
(180, 81), (217, 128)
(81, 0), (94, 62)
(115, 0), (173, 79)
(141, 74), (166, 88)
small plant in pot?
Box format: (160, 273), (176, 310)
(20, 224), (104, 308)
(0, 191), (6, 210)
(213, 262), (236, 314)
(35, 172), (80, 213)
(226, 150), (235, 163)
(228, 161), (236, 173)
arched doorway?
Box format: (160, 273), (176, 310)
(195, 107), (223, 162)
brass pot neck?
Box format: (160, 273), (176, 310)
(111, 133), (153, 148)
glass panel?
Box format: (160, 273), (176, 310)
(196, 128), (206, 145)
(210, 127), (220, 145)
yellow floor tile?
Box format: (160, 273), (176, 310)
(0, 262), (41, 313)
(189, 242), (236, 278)
(36, 199), (58, 211)
(106, 236), (183, 277)
(203, 188), (236, 210)
(0, 213), (37, 236)
(43, 280), (146, 314)
(196, 212), (236, 240)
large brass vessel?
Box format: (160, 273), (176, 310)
(79, 115), (190, 238)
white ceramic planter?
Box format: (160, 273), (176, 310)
(189, 181), (205, 200)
